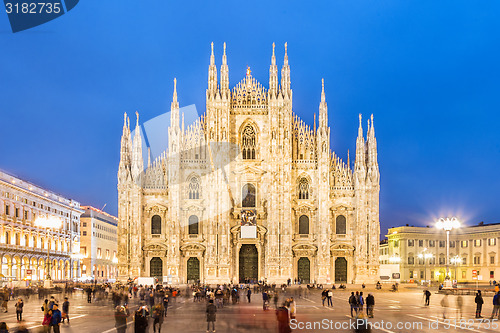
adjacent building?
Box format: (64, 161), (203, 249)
(79, 206), (118, 281)
(117, 43), (381, 284)
(0, 170), (83, 284)
(383, 222), (500, 283)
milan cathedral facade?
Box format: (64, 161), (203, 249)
(117, 43), (380, 284)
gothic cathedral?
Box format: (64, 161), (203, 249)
(117, 43), (380, 284)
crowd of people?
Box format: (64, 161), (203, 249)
(0, 282), (499, 332)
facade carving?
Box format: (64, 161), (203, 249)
(117, 43), (380, 284)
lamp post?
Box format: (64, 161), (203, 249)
(34, 215), (62, 288)
(450, 255), (461, 284)
(436, 217), (460, 281)
(418, 248), (433, 286)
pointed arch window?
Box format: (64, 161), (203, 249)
(188, 177), (200, 199)
(188, 215), (199, 235)
(299, 215), (309, 234)
(241, 125), (256, 160)
(298, 178), (310, 200)
(151, 215), (161, 235)
(242, 184), (256, 207)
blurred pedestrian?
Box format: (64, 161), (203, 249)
(50, 303), (62, 333)
(152, 303), (164, 333)
(491, 291), (500, 319)
(456, 295), (463, 319)
(289, 297), (296, 320)
(349, 292), (357, 317)
(114, 305), (129, 333)
(440, 294), (449, 319)
(424, 290), (431, 306)
(206, 299), (217, 333)
(0, 322), (8, 333)
(366, 293), (375, 318)
(42, 309), (52, 333)
(15, 298), (23, 322)
(62, 297), (70, 324)
(276, 302), (291, 333)
(475, 290), (484, 318)
(134, 304), (149, 333)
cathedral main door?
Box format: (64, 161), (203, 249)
(239, 244), (258, 283)
(335, 257), (347, 283)
(187, 257), (200, 283)
(150, 257), (163, 283)
(297, 257), (310, 283)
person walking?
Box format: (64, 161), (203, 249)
(247, 288), (252, 303)
(491, 291), (500, 319)
(162, 294), (169, 316)
(475, 290), (484, 318)
(114, 305), (129, 333)
(276, 302), (291, 333)
(62, 297), (70, 324)
(289, 297), (296, 320)
(42, 309), (52, 333)
(134, 305), (149, 333)
(152, 303), (164, 333)
(358, 292), (365, 313)
(86, 287), (92, 303)
(424, 290), (431, 306)
(15, 297), (23, 322)
(50, 303), (62, 333)
(440, 294), (449, 319)
(349, 292), (357, 317)
(456, 295), (463, 319)
(321, 289), (328, 306)
(206, 299), (217, 333)
(366, 293), (375, 318)
(327, 289), (333, 307)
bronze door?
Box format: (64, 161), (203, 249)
(335, 257), (347, 283)
(297, 257), (310, 283)
(239, 244), (258, 283)
(187, 257), (200, 283)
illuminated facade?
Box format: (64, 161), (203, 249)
(0, 170), (82, 284)
(117, 43), (381, 284)
(385, 223), (500, 283)
(79, 206), (118, 281)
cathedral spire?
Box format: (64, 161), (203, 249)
(171, 78), (179, 128)
(220, 42), (229, 97)
(118, 112), (132, 183)
(367, 114), (378, 169)
(281, 42), (291, 97)
(319, 78), (328, 132)
(355, 114), (365, 171)
(208, 42), (218, 98)
(131, 111), (144, 180)
(269, 42), (278, 97)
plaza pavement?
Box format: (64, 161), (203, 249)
(0, 286), (498, 333)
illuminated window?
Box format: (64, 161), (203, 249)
(489, 238), (497, 246)
(188, 177), (200, 199)
(241, 125), (256, 160)
(408, 240), (414, 247)
(298, 178), (309, 200)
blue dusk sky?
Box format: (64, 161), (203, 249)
(0, 1), (499, 234)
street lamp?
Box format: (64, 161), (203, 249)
(450, 255), (461, 283)
(436, 217), (460, 281)
(418, 248), (433, 286)
(34, 215), (62, 287)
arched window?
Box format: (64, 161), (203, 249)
(24, 235), (29, 247)
(336, 215), (346, 234)
(5, 232), (9, 245)
(299, 215), (309, 234)
(188, 215), (199, 235)
(151, 215), (161, 234)
(15, 233), (20, 245)
(241, 125), (256, 160)
(242, 184), (256, 207)
(188, 177), (200, 199)
(408, 254), (415, 265)
(298, 178), (310, 199)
